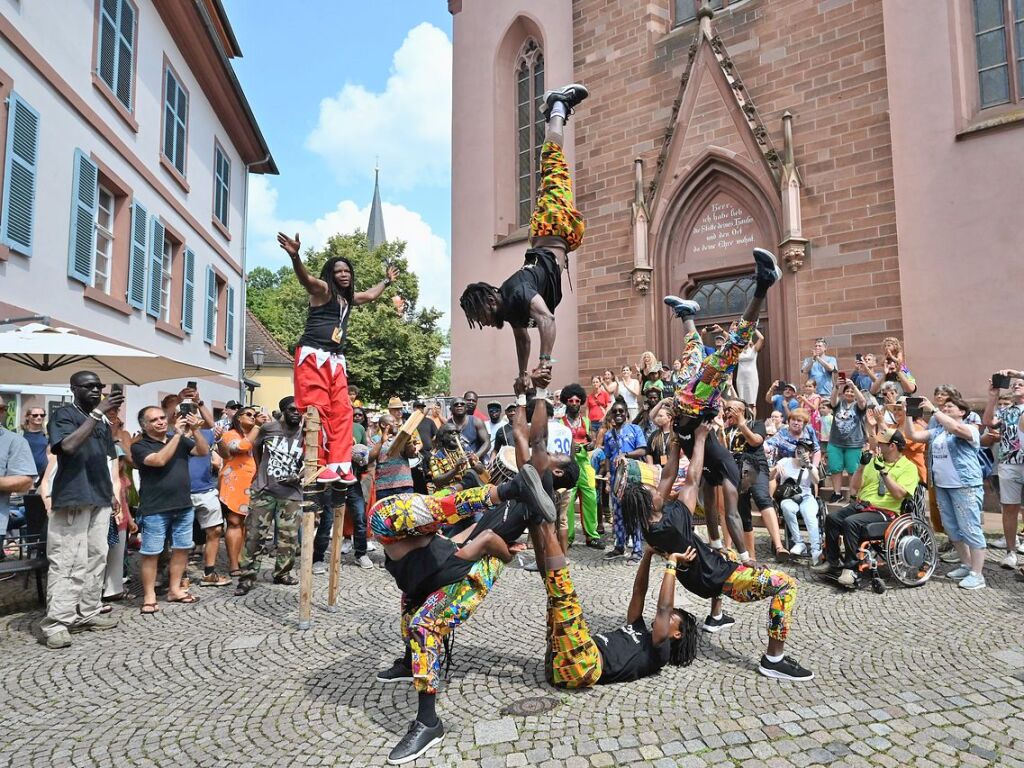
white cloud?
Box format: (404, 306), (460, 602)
(305, 22), (452, 189)
(246, 177), (450, 327)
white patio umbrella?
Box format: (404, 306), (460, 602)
(0, 324), (224, 386)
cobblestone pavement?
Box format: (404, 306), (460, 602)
(2, 534), (1023, 768)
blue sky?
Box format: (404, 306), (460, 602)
(224, 1), (453, 323)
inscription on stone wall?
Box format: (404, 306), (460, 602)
(689, 199), (756, 254)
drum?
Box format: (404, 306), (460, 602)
(612, 456), (661, 501)
(487, 446), (520, 485)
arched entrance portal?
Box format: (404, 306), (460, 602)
(653, 155), (791, 410)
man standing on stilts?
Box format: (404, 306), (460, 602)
(459, 83), (589, 388)
(277, 233), (399, 484)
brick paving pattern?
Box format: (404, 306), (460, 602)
(2, 539), (1022, 767)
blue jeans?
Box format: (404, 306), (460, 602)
(314, 483), (367, 562)
(139, 508), (195, 555)
(780, 494), (821, 559)
(934, 485), (986, 550)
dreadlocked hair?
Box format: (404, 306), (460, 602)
(552, 458), (580, 490)
(620, 481), (654, 535)
(460, 283), (502, 329)
(668, 609), (698, 667)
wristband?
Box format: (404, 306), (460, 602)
(89, 409), (104, 421)
(535, 387), (549, 400)
(516, 394), (527, 407)
(665, 563), (677, 573)
(739, 551), (750, 562)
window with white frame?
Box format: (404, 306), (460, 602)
(213, 144), (230, 228)
(159, 234), (173, 322)
(93, 185), (114, 292)
(96, 0), (137, 111)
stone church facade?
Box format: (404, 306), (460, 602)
(448, 0), (1023, 403)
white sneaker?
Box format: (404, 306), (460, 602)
(340, 539), (353, 555)
(958, 572), (986, 590)
(992, 536), (1007, 549)
(357, 555), (374, 570)
(946, 565), (971, 580)
(312, 561), (327, 575)
(789, 541), (806, 557)
(837, 569), (857, 588)
(1000, 552), (1018, 569)
(367, 540), (379, 552)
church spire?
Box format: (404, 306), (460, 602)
(367, 162), (386, 250)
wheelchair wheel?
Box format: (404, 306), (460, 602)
(884, 514), (937, 587)
(871, 577), (886, 594)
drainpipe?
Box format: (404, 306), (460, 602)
(239, 155), (271, 401)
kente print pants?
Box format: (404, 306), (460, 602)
(529, 141), (585, 252)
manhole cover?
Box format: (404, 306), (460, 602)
(500, 696), (561, 717)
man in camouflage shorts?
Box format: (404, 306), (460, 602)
(458, 83), (589, 390)
(235, 397), (305, 595)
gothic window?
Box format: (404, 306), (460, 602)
(688, 275), (757, 319)
(516, 40), (544, 228)
(972, 0), (1024, 108)
(674, 0), (726, 27)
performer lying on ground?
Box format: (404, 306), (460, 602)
(459, 84), (589, 388)
(619, 414), (814, 681)
(277, 231), (399, 484)
(660, 247), (783, 565)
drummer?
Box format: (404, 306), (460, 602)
(430, 422), (487, 492)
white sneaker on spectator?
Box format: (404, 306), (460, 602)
(946, 565), (970, 580)
(958, 572), (986, 590)
(357, 555), (373, 569)
(992, 536), (1007, 549)
(340, 539), (353, 555)
(312, 561), (327, 575)
(367, 540), (379, 552)
(1000, 552), (1018, 569)
(789, 542), (806, 557)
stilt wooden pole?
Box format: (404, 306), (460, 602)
(326, 495), (345, 612)
(298, 406), (321, 630)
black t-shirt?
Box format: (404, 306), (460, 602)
(471, 500), (530, 546)
(676, 430), (740, 487)
(416, 417), (437, 457)
(131, 434), (196, 516)
(646, 430), (673, 467)
(645, 500), (739, 599)
(498, 248), (562, 328)
(725, 421), (769, 472)
(48, 405), (116, 509)
(384, 536), (474, 608)
(594, 618), (669, 684)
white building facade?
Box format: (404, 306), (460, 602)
(0, 0), (275, 417)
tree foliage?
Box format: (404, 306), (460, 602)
(246, 232), (445, 403)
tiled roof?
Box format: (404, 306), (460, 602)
(245, 309), (292, 367)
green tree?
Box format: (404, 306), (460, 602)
(246, 231), (445, 403)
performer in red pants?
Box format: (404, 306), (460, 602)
(278, 232), (399, 484)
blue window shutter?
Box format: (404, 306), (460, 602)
(1, 91), (41, 255)
(203, 265), (216, 344)
(225, 284), (236, 353)
(67, 150), (99, 285)
(114, 0), (135, 110)
(181, 247), (195, 333)
(97, 0), (118, 93)
(146, 218), (165, 318)
(127, 201), (147, 308)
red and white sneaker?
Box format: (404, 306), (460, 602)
(316, 467), (341, 484)
(337, 470), (357, 485)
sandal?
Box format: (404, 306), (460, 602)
(273, 574), (299, 586)
(167, 593), (200, 604)
(229, 569), (243, 577)
(234, 581), (253, 597)
(102, 590), (130, 602)
(200, 573), (232, 587)
(140, 602), (160, 615)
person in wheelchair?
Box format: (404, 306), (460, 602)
(812, 428), (920, 587)
(770, 439), (822, 562)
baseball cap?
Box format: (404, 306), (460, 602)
(225, 400), (242, 410)
(487, 400), (502, 409)
(877, 428), (906, 449)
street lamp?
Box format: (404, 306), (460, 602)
(251, 347), (265, 371)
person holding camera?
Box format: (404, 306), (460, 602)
(828, 371), (869, 503)
(904, 396), (986, 589)
(868, 337), (917, 397)
(219, 405), (268, 576)
(800, 338), (837, 397)
(983, 370), (1024, 570)
(812, 429), (919, 587)
(771, 439), (821, 561)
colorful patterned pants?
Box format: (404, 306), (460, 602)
(611, 492), (643, 557)
(401, 556), (504, 694)
(719, 549), (797, 642)
(678, 330), (706, 384)
(530, 142), (585, 252)
(544, 566), (603, 688)
(677, 319), (755, 416)
(369, 486), (492, 544)
(238, 491), (299, 582)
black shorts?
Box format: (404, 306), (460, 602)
(701, 436), (741, 489)
(737, 466), (772, 533)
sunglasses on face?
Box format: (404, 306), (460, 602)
(76, 382), (105, 390)
(239, 411), (256, 418)
(566, 397), (582, 405)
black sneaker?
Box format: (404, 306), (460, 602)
(387, 719), (444, 765)
(663, 295), (701, 318)
(752, 247), (782, 288)
(603, 547), (625, 560)
(376, 658), (413, 684)
(509, 464), (556, 523)
(586, 538), (605, 549)
(828, 491), (843, 504)
(758, 655), (814, 681)
(539, 83), (590, 120)
(702, 613), (736, 633)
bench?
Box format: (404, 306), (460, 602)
(0, 494), (47, 605)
